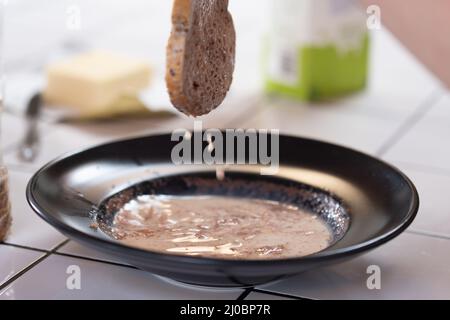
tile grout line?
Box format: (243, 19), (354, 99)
(0, 241), (50, 254)
(393, 160), (450, 178)
(376, 90), (443, 157)
(2, 241), (298, 300)
(50, 239), (71, 252)
(3, 239), (314, 299)
(236, 287), (254, 300)
(53, 251), (138, 269)
(252, 288), (312, 300)
(0, 239), (69, 292)
(0, 253), (49, 293)
(50, 248), (311, 301)
(1, 241), (319, 298)
(406, 229), (450, 241)
(53, 240), (139, 269)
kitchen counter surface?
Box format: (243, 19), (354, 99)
(1, 0), (449, 300)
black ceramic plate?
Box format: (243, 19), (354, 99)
(27, 133), (419, 287)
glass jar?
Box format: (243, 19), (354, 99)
(0, 4), (11, 241)
(264, 0), (370, 101)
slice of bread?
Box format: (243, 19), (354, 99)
(0, 207), (11, 241)
(166, 0), (236, 117)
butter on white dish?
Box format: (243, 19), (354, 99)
(44, 51), (160, 119)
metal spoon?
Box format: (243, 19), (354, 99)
(18, 93), (41, 162)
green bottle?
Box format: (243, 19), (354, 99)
(264, 0), (370, 102)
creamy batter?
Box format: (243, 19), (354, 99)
(107, 195), (332, 260)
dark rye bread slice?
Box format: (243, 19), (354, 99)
(0, 168), (10, 241)
(166, 0), (236, 117)
(0, 208), (11, 241)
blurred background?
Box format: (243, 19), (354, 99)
(2, 0), (265, 114)
(1, 0), (445, 169)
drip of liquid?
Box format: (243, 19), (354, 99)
(104, 195), (332, 260)
(216, 167), (225, 181)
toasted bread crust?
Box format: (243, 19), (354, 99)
(0, 215), (11, 241)
(166, 0), (235, 117)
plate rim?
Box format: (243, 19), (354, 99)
(26, 132), (420, 267)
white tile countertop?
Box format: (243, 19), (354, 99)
(1, 0), (450, 300)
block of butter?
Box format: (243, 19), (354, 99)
(44, 51), (152, 118)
